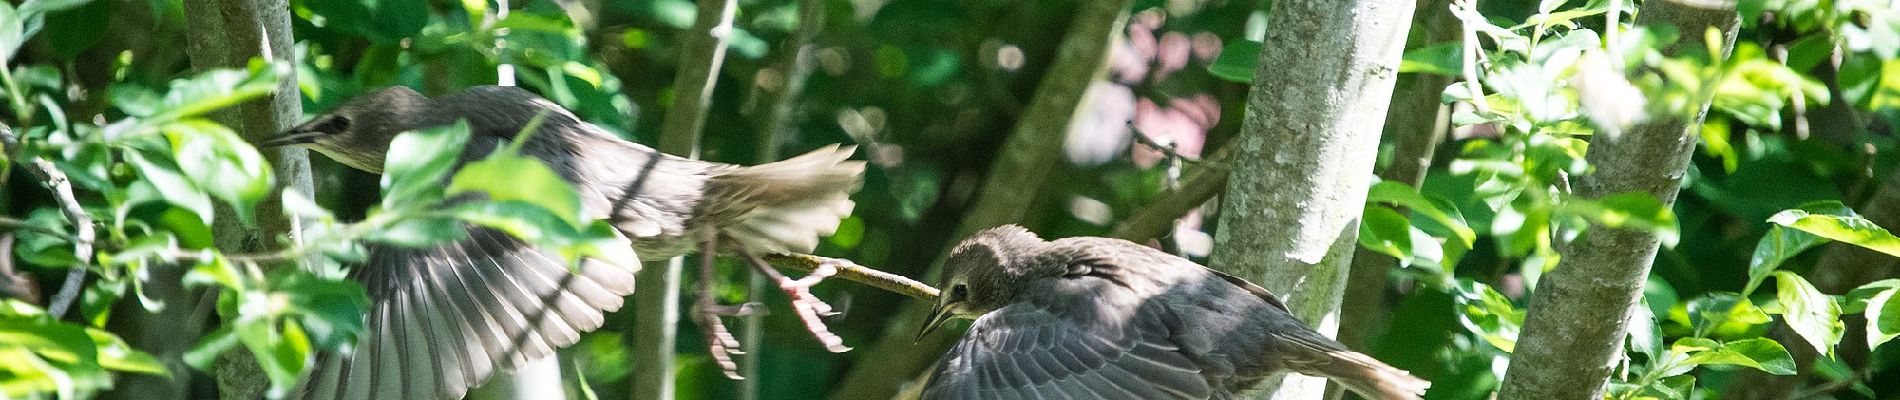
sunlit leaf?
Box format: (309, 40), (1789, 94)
(448, 153), (584, 227)
(1768, 202), (1900, 258)
(382, 121), (473, 209)
(1676, 337), (1796, 375)
(1772, 271), (1843, 356)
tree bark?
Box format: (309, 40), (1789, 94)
(1335, 0), (1459, 355)
(632, 0), (739, 398)
(1205, 1), (1415, 399)
(1497, 1), (1740, 398)
(179, 0), (312, 397)
(825, 1), (1133, 398)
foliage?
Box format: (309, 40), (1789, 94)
(1, 0), (1899, 398)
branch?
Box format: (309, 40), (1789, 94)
(827, 0), (1134, 396)
(0, 234), (41, 304)
(2, 126), (95, 319)
(1127, 123), (1206, 164)
(1110, 148), (1230, 242)
(761, 253), (940, 300)
(638, 0), (740, 397)
(1498, 1), (1741, 399)
(0, 216), (69, 238)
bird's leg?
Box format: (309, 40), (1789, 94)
(736, 249), (851, 353)
(689, 232), (756, 379)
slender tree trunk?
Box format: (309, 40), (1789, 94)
(1330, 4), (1455, 400)
(632, 0), (739, 398)
(179, 0), (312, 397)
(1497, 1), (1740, 398)
(1203, 0), (1414, 399)
(825, 1), (1133, 398)
(737, 1), (825, 398)
(1336, 0), (1459, 356)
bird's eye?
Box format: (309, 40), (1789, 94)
(318, 116), (351, 133)
(948, 285), (967, 301)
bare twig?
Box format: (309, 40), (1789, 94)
(761, 253), (939, 300)
(1126, 122), (1205, 164)
(3, 126), (94, 319)
(1110, 148), (1231, 242)
(0, 217), (68, 237)
(0, 234), (41, 304)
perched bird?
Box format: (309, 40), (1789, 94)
(265, 86), (864, 400)
(918, 226), (1430, 400)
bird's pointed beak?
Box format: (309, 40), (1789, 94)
(916, 303), (954, 342)
(257, 126), (322, 148)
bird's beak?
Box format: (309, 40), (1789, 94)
(916, 303), (954, 342)
(257, 126), (322, 148)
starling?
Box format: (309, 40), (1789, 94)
(918, 225), (1430, 400)
(265, 86), (865, 399)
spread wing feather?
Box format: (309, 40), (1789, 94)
(922, 301), (1211, 400)
(299, 227), (637, 400)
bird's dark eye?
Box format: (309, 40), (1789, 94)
(317, 116), (351, 133)
(948, 285), (967, 301)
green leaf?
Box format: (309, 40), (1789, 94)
(1768, 203), (1900, 258)
(275, 273), (368, 350)
(1686, 292), (1771, 337)
(146, 65), (280, 123)
(1559, 192), (1680, 246)
(1745, 225), (1827, 295)
(162, 120), (273, 224)
(1772, 271), (1843, 356)
(1367, 181), (1478, 246)
(1399, 42), (1463, 76)
(447, 153), (585, 227)
(124, 150), (214, 224)
(382, 121), (473, 209)
(1358, 205), (1412, 260)
(1209, 40), (1260, 83)
(83, 328), (167, 375)
(1864, 286), (1900, 350)
(1677, 337), (1797, 375)
(368, 217), (467, 247)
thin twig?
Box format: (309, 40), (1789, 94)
(760, 253), (940, 300)
(0, 233), (41, 304)
(1110, 147), (1232, 242)
(1126, 122), (1204, 164)
(4, 126), (93, 318)
(0, 217), (67, 237)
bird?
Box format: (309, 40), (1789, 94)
(917, 225), (1430, 400)
(263, 85), (865, 400)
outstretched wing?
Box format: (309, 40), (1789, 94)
(921, 298), (1212, 400)
(299, 226), (638, 400)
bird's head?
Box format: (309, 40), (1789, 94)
(262, 86), (434, 173)
(918, 224), (1049, 340)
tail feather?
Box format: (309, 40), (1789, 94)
(704, 144), (865, 254)
(1272, 331), (1430, 400)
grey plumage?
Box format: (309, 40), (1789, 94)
(918, 226), (1430, 400)
(269, 86), (864, 400)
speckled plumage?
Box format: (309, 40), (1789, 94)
(276, 86), (863, 400)
(920, 226), (1429, 400)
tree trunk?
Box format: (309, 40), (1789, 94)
(1205, 0), (1415, 399)
(1335, 0), (1458, 358)
(632, 0), (739, 398)
(1497, 1), (1740, 398)
(824, 1), (1133, 398)
(179, 0), (312, 397)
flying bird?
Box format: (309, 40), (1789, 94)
(265, 86), (864, 399)
(919, 225), (1430, 400)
